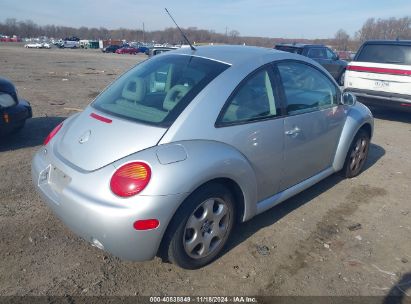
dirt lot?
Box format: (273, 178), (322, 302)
(0, 43), (410, 297)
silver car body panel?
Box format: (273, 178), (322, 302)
(56, 106), (167, 171)
(280, 107), (345, 191)
(332, 102), (374, 171)
(32, 45), (374, 261)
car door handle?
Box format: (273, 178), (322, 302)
(285, 126), (301, 137)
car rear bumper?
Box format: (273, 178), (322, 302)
(31, 148), (187, 261)
(344, 88), (411, 112)
(0, 99), (32, 134)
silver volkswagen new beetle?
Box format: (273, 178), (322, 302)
(32, 45), (373, 269)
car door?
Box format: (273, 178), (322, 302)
(323, 48), (343, 79)
(275, 61), (345, 191)
(306, 47), (338, 79)
(216, 67), (285, 201)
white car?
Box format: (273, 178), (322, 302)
(60, 40), (79, 48)
(24, 42), (42, 48)
(24, 42), (51, 49)
(344, 40), (411, 112)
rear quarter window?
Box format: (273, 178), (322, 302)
(356, 44), (411, 65)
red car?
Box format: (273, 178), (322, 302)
(115, 47), (139, 55)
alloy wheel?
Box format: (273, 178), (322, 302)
(183, 197), (231, 259)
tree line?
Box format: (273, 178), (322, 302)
(0, 16), (410, 51)
(333, 16), (411, 51)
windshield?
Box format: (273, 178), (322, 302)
(356, 44), (411, 65)
(275, 45), (303, 54)
(92, 54), (229, 127)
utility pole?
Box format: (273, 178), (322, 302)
(143, 22), (145, 42)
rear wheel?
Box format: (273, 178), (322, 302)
(342, 129), (370, 178)
(163, 183), (235, 269)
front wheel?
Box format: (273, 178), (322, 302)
(163, 183), (235, 269)
(342, 129), (370, 178)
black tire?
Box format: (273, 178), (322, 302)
(342, 129), (370, 178)
(162, 183), (236, 269)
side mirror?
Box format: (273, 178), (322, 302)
(342, 92), (357, 106)
(333, 54), (339, 60)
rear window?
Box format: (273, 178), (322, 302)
(92, 54), (229, 127)
(356, 44), (411, 65)
(275, 45), (303, 55)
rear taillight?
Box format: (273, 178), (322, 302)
(44, 122), (63, 145)
(110, 162), (151, 197)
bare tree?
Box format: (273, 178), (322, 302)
(356, 17), (411, 42)
(334, 29), (350, 50)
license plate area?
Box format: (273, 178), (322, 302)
(374, 80), (390, 89)
(38, 164), (71, 193)
(38, 165), (51, 186)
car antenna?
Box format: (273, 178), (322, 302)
(164, 8), (196, 51)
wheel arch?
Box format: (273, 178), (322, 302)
(156, 176), (246, 260)
(148, 140), (257, 259)
(332, 103), (374, 171)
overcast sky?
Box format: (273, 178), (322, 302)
(1, 0), (410, 39)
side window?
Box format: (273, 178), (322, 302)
(326, 48), (336, 60)
(219, 69), (280, 124)
(277, 61), (338, 115)
(307, 48), (326, 59)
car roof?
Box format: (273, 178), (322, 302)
(275, 43), (325, 48)
(362, 40), (411, 46)
(170, 45), (291, 66)
(0, 77), (16, 94)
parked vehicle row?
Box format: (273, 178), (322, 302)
(102, 44), (152, 55)
(275, 40), (411, 112)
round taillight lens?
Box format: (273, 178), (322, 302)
(110, 162), (151, 197)
(44, 122), (63, 145)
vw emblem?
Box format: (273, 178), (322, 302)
(78, 130), (91, 144)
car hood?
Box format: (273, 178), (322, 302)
(55, 107), (167, 171)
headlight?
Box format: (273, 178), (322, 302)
(0, 92), (17, 108)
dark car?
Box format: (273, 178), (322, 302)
(115, 47), (139, 55)
(138, 46), (149, 55)
(275, 44), (348, 85)
(0, 77), (32, 135)
(102, 45), (122, 53)
(148, 46), (178, 57)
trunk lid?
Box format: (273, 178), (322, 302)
(346, 61), (411, 95)
(55, 107), (166, 171)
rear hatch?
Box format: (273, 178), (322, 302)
(56, 107), (166, 171)
(346, 61), (411, 95)
(346, 43), (411, 95)
(55, 54), (230, 171)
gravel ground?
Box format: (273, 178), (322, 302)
(0, 43), (410, 297)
